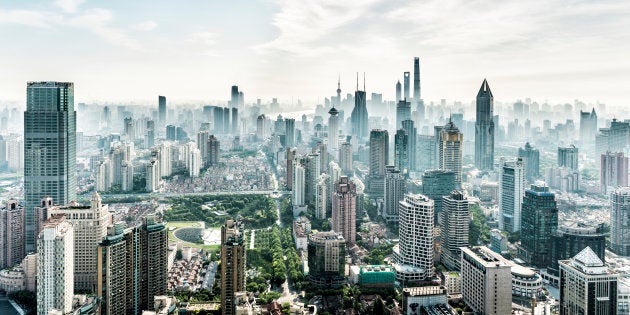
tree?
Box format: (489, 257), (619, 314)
(175, 249), (183, 260)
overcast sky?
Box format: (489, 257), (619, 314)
(1, 0), (629, 107)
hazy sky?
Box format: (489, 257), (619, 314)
(1, 0), (629, 107)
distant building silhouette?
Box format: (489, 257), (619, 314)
(474, 79), (495, 171)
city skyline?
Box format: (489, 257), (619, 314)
(1, 1), (629, 106)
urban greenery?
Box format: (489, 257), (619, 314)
(469, 204), (491, 245)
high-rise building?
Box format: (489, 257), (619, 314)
(158, 95), (166, 127)
(499, 158), (525, 233)
(413, 57), (421, 102)
(417, 135), (436, 173)
(307, 231), (345, 287)
(384, 166), (406, 224)
(395, 80), (402, 101)
(460, 246), (512, 315)
(596, 119), (630, 156)
(611, 187), (630, 256)
(286, 147), (297, 190)
(518, 142), (540, 182)
(421, 169), (456, 223)
(315, 174), (328, 220)
(293, 163), (306, 207)
(328, 107), (339, 152)
(303, 153), (321, 204)
(231, 107), (239, 135)
(37, 214), (74, 315)
(438, 119), (463, 185)
(394, 129), (408, 175)
(197, 131), (209, 162)
(368, 129), (389, 197)
(558, 145), (579, 170)
(393, 193), (434, 284)
(403, 72), (410, 100)
(440, 191), (469, 271)
(230, 85), (239, 108)
(351, 85), (368, 140)
(145, 159), (160, 192)
(0, 199), (24, 269)
(332, 176), (357, 244)
(285, 118), (295, 147)
(221, 218), (246, 315)
(207, 135), (220, 167)
(97, 223), (128, 315)
(256, 114), (267, 140)
(600, 151), (628, 195)
(339, 141), (353, 175)
(474, 79), (495, 171)
(47, 193), (111, 292)
(520, 182), (558, 268)
(580, 108), (598, 155)
(396, 99), (411, 129)
(402, 120), (417, 173)
(559, 247), (618, 314)
(548, 223), (606, 281)
(25, 81), (77, 253)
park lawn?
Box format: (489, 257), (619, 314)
(165, 221), (218, 252)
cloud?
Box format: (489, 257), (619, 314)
(68, 8), (140, 49)
(0, 9), (62, 28)
(133, 20), (157, 31)
(185, 31), (218, 55)
(54, 0), (86, 14)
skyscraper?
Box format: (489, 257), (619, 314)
(499, 158), (525, 233)
(350, 79), (369, 140)
(394, 129), (408, 175)
(37, 214), (74, 315)
(230, 85), (239, 108)
(221, 218), (246, 315)
(548, 223), (606, 282)
(600, 151), (628, 195)
(339, 141), (353, 175)
(518, 142), (540, 182)
(402, 120), (417, 173)
(558, 145), (579, 170)
(384, 166), (406, 224)
(207, 135), (220, 166)
(474, 79), (494, 171)
(393, 193), (434, 284)
(396, 99), (411, 129)
(307, 231), (345, 288)
(395, 80), (402, 101)
(403, 72), (410, 100)
(231, 107), (239, 135)
(440, 191), (469, 271)
(0, 199), (24, 269)
(520, 182), (558, 268)
(24, 81), (77, 253)
(460, 246), (512, 315)
(332, 176), (357, 244)
(580, 108), (597, 155)
(328, 107), (339, 152)
(611, 187), (630, 256)
(421, 169), (456, 223)
(158, 95), (166, 127)
(438, 119), (463, 185)
(285, 118), (296, 147)
(413, 57), (421, 102)
(368, 129), (389, 197)
(559, 247), (618, 314)
(418, 135), (436, 173)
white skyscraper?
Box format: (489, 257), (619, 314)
(315, 174), (328, 220)
(440, 191), (469, 271)
(499, 157), (525, 232)
(37, 215), (74, 315)
(293, 163), (306, 207)
(460, 246), (512, 315)
(328, 107), (340, 152)
(384, 166), (406, 224)
(393, 193), (434, 284)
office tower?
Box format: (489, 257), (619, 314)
(293, 163), (306, 207)
(213, 106), (224, 134)
(223, 107), (231, 134)
(403, 72), (410, 100)
(548, 223), (606, 280)
(393, 193), (434, 284)
(256, 114), (267, 140)
(315, 174), (328, 220)
(518, 142), (540, 182)
(368, 129), (389, 197)
(384, 166), (406, 224)
(596, 119), (630, 155)
(559, 247), (618, 314)
(499, 157), (525, 232)
(47, 192), (111, 292)
(97, 223), (128, 315)
(221, 218), (246, 315)
(124, 117), (135, 140)
(307, 231), (345, 287)
(37, 215), (74, 315)
(460, 246), (512, 315)
(394, 129), (408, 175)
(520, 182), (558, 268)
(413, 57), (421, 102)
(158, 95), (166, 127)
(230, 85), (239, 108)
(332, 176), (357, 244)
(611, 187), (630, 256)
(350, 80), (368, 140)
(145, 159), (160, 192)
(0, 199), (24, 269)
(338, 141), (353, 175)
(402, 119), (417, 172)
(396, 80), (402, 101)
(286, 147), (297, 190)
(328, 107), (339, 152)
(231, 107), (239, 135)
(440, 191), (469, 271)
(421, 169), (456, 222)
(474, 79), (495, 171)
(285, 118), (295, 147)
(303, 153), (321, 204)
(197, 131), (209, 162)
(145, 129), (155, 149)
(558, 145), (579, 170)
(7, 138), (24, 173)
(207, 135), (220, 166)
(438, 119), (463, 185)
(24, 81), (77, 253)
(166, 125), (177, 141)
(396, 99), (411, 129)
(580, 108), (598, 154)
(600, 151), (628, 195)
(417, 135), (436, 172)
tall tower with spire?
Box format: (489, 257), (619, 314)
(475, 79), (495, 171)
(413, 57), (421, 102)
(336, 75), (342, 107)
(350, 73), (368, 140)
(395, 80), (402, 101)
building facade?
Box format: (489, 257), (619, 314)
(221, 218), (246, 315)
(474, 79), (495, 171)
(440, 191), (469, 271)
(460, 246), (512, 315)
(520, 182), (558, 268)
(499, 157), (525, 232)
(307, 231), (345, 288)
(611, 187), (630, 256)
(332, 176), (357, 244)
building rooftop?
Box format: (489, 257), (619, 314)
(402, 286), (447, 297)
(574, 246), (604, 267)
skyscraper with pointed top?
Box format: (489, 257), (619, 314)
(336, 75), (342, 107)
(475, 79), (495, 171)
(403, 72), (410, 100)
(328, 106), (339, 152)
(350, 73), (368, 140)
(395, 80), (402, 101)
(413, 57), (421, 102)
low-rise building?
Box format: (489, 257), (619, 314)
(359, 265), (395, 288)
(511, 264), (543, 298)
(402, 286), (456, 315)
